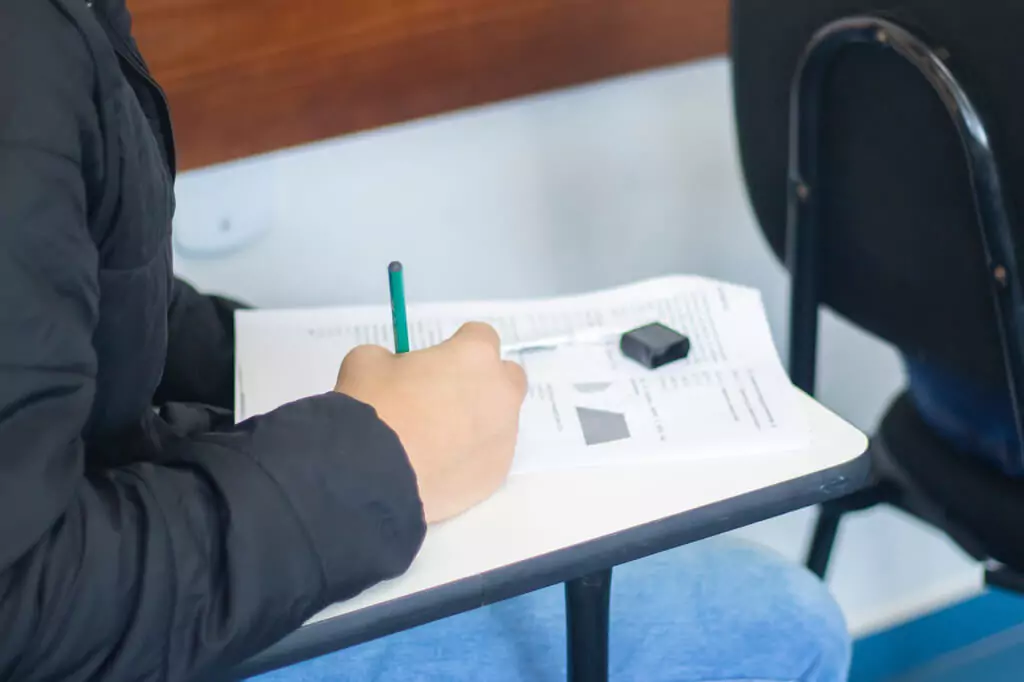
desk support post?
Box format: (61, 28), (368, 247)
(565, 569), (613, 682)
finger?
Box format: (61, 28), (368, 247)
(502, 359), (528, 400)
(451, 321), (501, 358)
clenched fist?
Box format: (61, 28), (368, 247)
(335, 322), (527, 523)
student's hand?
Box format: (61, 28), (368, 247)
(334, 322), (528, 524)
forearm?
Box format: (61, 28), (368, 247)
(155, 278), (247, 410)
(2, 394), (426, 682)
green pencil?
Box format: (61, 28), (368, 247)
(388, 261), (410, 354)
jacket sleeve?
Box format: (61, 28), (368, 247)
(153, 278), (247, 411)
(0, 6), (426, 682)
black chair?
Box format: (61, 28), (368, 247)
(731, 0), (1024, 589)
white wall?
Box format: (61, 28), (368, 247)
(173, 57), (981, 636)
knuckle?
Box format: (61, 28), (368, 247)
(457, 321), (501, 351)
(343, 344), (389, 370)
(503, 360), (528, 397)
(461, 320), (496, 336)
(452, 329), (501, 367)
(464, 338), (498, 365)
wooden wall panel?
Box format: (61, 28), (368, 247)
(128, 0), (729, 170)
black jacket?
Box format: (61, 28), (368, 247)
(0, 1), (426, 679)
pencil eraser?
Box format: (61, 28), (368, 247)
(620, 323), (691, 370)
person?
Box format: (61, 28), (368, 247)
(252, 536), (850, 682)
(905, 358), (1023, 477)
(0, 1), (851, 681)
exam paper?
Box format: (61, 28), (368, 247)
(235, 276), (808, 474)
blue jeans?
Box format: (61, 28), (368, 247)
(904, 358), (1022, 476)
(252, 537), (850, 682)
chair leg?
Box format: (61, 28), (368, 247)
(985, 564), (1024, 596)
(565, 569), (613, 682)
(806, 504), (844, 578)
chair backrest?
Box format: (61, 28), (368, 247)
(731, 0), (1024, 395)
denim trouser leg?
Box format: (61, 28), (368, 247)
(252, 536), (850, 682)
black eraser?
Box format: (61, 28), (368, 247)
(620, 323), (691, 370)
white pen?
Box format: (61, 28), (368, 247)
(501, 326), (627, 355)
